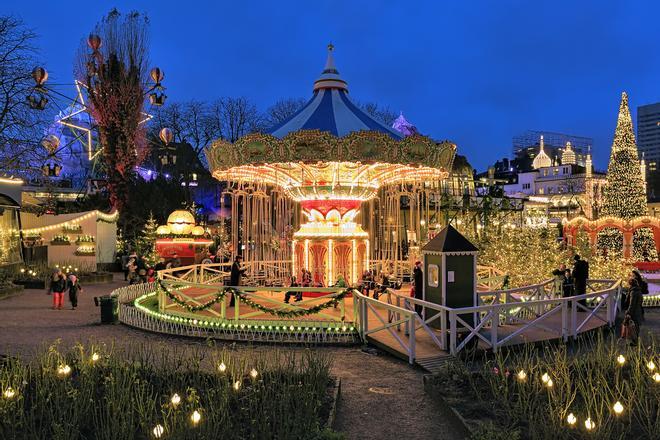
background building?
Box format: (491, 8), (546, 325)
(512, 130), (593, 171)
(637, 102), (660, 200)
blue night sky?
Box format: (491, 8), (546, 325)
(6, 0), (660, 171)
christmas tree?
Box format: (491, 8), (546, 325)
(135, 212), (160, 266)
(599, 92), (656, 259)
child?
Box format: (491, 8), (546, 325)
(49, 269), (67, 310)
(67, 274), (82, 310)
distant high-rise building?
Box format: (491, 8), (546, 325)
(637, 102), (660, 174)
(512, 130), (592, 171)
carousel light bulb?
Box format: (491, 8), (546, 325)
(647, 360), (656, 371)
(3, 387), (16, 399)
(541, 372), (550, 383)
(613, 401), (624, 415)
(516, 370), (527, 381)
(218, 362), (226, 373)
(566, 413), (577, 426)
(191, 410), (201, 425)
(233, 380), (241, 391)
(584, 417), (595, 431)
(617, 354), (626, 365)
(250, 368), (258, 379)
(152, 424), (164, 438)
(170, 393), (181, 407)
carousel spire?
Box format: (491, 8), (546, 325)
(313, 44), (348, 92)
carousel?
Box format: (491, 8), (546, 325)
(206, 45), (456, 286)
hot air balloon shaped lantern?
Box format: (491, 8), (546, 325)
(148, 68), (167, 106)
(26, 67), (49, 110)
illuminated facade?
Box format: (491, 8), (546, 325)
(206, 46), (456, 284)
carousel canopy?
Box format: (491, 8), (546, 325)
(268, 45), (402, 140)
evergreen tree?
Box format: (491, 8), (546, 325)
(601, 92), (646, 218)
(135, 212), (160, 265)
(598, 92), (656, 259)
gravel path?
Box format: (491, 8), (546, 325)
(0, 275), (465, 440)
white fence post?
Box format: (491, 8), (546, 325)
(561, 299), (568, 341)
(449, 311), (457, 355)
(490, 307), (499, 352)
(409, 315), (416, 364)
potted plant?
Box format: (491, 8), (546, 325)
(50, 234), (71, 245)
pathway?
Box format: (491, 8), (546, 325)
(0, 276), (464, 440)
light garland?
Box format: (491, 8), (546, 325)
(132, 291), (356, 334)
(22, 210), (118, 234)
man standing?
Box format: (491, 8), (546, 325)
(229, 255), (247, 307)
(572, 254), (589, 307)
(413, 261), (424, 315)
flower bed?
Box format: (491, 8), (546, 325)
(427, 335), (659, 439)
(0, 342), (341, 439)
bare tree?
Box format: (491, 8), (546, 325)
(265, 97), (306, 127)
(153, 100), (220, 158)
(359, 102), (398, 126)
(209, 97), (264, 143)
(0, 15), (50, 173)
(75, 9), (151, 225)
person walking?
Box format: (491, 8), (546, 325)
(625, 272), (644, 346)
(572, 255), (589, 307)
(67, 274), (82, 310)
(229, 255), (247, 307)
(121, 252), (130, 281)
(552, 264), (567, 296)
(49, 269), (67, 310)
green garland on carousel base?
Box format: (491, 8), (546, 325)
(158, 280), (352, 318)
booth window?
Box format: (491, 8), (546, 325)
(428, 264), (439, 287)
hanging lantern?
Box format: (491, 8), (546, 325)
(41, 134), (60, 155)
(32, 67), (48, 87)
(87, 34), (102, 52)
(167, 210), (196, 235)
(159, 127), (173, 145)
(150, 67), (164, 84)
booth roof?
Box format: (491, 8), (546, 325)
(422, 225), (478, 253)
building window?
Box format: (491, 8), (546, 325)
(539, 188), (544, 195)
(428, 264), (439, 287)
(553, 168), (559, 176)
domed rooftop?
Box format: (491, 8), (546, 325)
(532, 135), (552, 169)
(267, 45), (403, 140)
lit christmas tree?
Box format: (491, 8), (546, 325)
(599, 92), (656, 259)
(135, 212), (160, 266)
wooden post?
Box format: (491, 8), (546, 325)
(449, 312), (457, 355)
(490, 307), (499, 352)
(561, 299), (568, 341)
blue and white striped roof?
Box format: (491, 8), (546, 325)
(268, 45), (402, 140)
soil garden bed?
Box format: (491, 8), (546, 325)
(426, 335), (659, 439)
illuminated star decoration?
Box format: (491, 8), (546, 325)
(57, 80), (153, 160)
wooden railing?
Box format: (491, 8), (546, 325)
(157, 260), (292, 286)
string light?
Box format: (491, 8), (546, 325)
(647, 360), (656, 371)
(617, 354), (626, 366)
(653, 372), (660, 382)
(541, 372), (550, 383)
(57, 364), (71, 377)
(250, 368), (258, 379)
(584, 417), (595, 431)
(3, 388), (16, 399)
(152, 424), (164, 438)
(218, 362), (227, 373)
(566, 413), (577, 426)
(516, 370), (527, 381)
(170, 393), (181, 407)
(612, 401), (624, 415)
(21, 210), (118, 234)
(190, 410), (201, 425)
(91, 353), (99, 362)
(233, 380), (241, 391)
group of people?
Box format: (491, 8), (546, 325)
(48, 269), (83, 310)
(552, 254), (590, 298)
(553, 254), (647, 345)
(121, 251), (182, 285)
